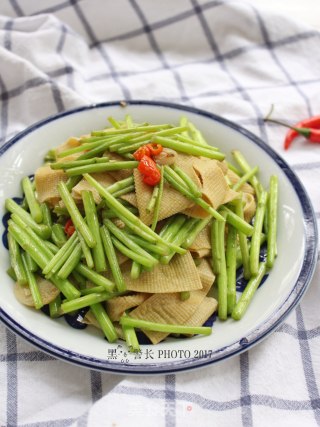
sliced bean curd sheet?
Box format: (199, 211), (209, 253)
(184, 158), (239, 218)
(106, 293), (151, 321)
(6, 114), (278, 351)
(174, 152), (202, 188)
(35, 165), (68, 206)
(83, 309), (105, 330)
(118, 252), (203, 294)
(181, 297), (218, 336)
(134, 153), (238, 225)
(72, 172), (115, 204)
(120, 191), (138, 208)
(227, 169), (255, 195)
(133, 169), (193, 225)
(54, 136), (82, 156)
(187, 224), (211, 258)
(129, 278), (214, 344)
(106, 152), (136, 181)
(196, 258), (216, 289)
(243, 192), (257, 223)
(14, 276), (60, 307)
(84, 311), (126, 341)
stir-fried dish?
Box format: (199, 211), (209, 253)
(5, 114), (278, 352)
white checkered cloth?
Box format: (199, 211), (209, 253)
(1, 1), (320, 426)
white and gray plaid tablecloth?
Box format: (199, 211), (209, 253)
(0, 1), (320, 426)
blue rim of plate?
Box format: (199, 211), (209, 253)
(0, 100), (318, 375)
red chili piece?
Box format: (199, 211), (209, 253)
(64, 218), (75, 237)
(146, 143), (163, 156)
(284, 115), (320, 150)
(283, 125), (320, 148)
(300, 127), (320, 143)
(133, 143), (163, 186)
(137, 155), (161, 186)
(133, 145), (152, 160)
(133, 143), (163, 160)
(264, 112), (320, 150)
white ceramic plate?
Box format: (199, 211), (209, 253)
(0, 101), (317, 374)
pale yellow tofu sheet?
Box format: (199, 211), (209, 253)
(134, 153), (240, 224)
(72, 172), (115, 204)
(121, 252), (203, 294)
(106, 293), (150, 321)
(188, 224), (211, 258)
(133, 169), (193, 225)
(35, 165), (67, 206)
(129, 287), (215, 344)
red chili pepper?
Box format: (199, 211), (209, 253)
(296, 127), (320, 143)
(64, 218), (75, 237)
(264, 107), (320, 150)
(133, 145), (151, 160)
(284, 116), (320, 150)
(146, 143), (163, 156)
(273, 121), (320, 148)
(137, 155), (161, 186)
(133, 143), (163, 160)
